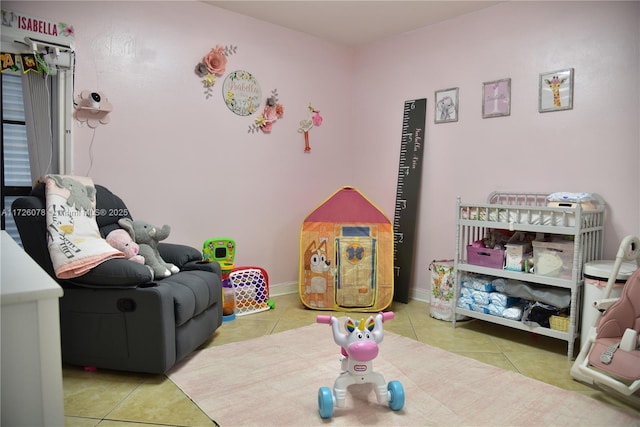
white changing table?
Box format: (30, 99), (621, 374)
(453, 192), (606, 358)
(1, 231), (65, 426)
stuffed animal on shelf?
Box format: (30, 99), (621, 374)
(106, 229), (145, 264)
(118, 218), (180, 278)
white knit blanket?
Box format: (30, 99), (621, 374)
(45, 175), (123, 279)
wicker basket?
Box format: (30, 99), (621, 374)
(550, 315), (569, 332)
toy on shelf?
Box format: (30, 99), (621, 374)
(229, 266), (272, 316)
(316, 312), (404, 419)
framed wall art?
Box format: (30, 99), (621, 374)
(482, 78), (511, 118)
(539, 68), (574, 113)
(434, 87), (459, 123)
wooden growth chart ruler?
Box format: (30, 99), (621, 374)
(393, 98), (427, 303)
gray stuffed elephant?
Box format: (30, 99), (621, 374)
(118, 218), (180, 278)
(50, 175), (96, 212)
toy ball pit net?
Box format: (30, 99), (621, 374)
(229, 267), (270, 316)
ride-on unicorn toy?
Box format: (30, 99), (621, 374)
(316, 312), (405, 419)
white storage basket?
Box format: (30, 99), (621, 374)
(229, 267), (270, 316)
(429, 260), (468, 321)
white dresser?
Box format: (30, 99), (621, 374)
(1, 231), (64, 426)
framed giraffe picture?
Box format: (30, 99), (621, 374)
(539, 68), (574, 113)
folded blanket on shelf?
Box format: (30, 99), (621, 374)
(546, 192), (593, 203)
(45, 175), (123, 279)
(504, 280), (570, 309)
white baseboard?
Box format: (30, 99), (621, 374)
(269, 281), (299, 296)
(410, 288), (430, 303)
(270, 281), (431, 303)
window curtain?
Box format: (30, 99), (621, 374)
(21, 71), (59, 183)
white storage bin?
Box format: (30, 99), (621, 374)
(533, 240), (574, 278)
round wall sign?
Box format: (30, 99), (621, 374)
(222, 70), (261, 116)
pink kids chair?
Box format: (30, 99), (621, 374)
(316, 312), (405, 419)
(571, 235), (640, 403)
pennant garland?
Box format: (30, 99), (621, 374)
(1, 52), (51, 75)
(0, 53), (19, 72)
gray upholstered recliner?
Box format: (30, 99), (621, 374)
(12, 183), (222, 374)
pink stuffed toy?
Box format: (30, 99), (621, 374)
(106, 229), (145, 264)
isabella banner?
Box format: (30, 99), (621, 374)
(1, 9), (75, 44)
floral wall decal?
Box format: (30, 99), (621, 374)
(248, 89), (284, 134)
(298, 104), (323, 152)
(58, 22), (75, 37)
(194, 44), (237, 99)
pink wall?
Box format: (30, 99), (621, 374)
(353, 1), (640, 298)
(6, 1), (639, 299)
(6, 1), (357, 287)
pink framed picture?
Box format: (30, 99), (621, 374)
(482, 78), (511, 118)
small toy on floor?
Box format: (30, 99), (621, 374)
(316, 312), (404, 419)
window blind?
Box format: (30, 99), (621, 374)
(2, 71), (31, 245)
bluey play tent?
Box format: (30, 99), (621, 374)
(299, 186), (394, 311)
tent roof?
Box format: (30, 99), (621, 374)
(304, 187), (390, 223)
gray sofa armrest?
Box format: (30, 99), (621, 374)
(157, 244), (222, 277)
(181, 260), (222, 276)
(70, 258), (154, 287)
(158, 243), (202, 268)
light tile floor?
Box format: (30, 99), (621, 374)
(64, 293), (638, 426)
